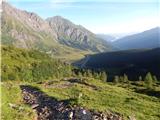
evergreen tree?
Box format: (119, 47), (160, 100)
(101, 71), (107, 82)
(153, 75), (158, 83)
(78, 72), (83, 78)
(113, 76), (119, 83)
(119, 76), (124, 83)
(83, 72), (87, 77)
(139, 76), (143, 81)
(93, 72), (99, 79)
(123, 74), (129, 83)
(87, 69), (92, 78)
(145, 72), (153, 89)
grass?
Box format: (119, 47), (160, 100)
(2, 79), (160, 120)
(1, 81), (35, 120)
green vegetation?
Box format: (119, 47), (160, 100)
(1, 45), (73, 82)
(1, 45), (160, 120)
(2, 79), (160, 120)
(100, 71), (107, 82)
(145, 72), (153, 89)
(1, 81), (35, 120)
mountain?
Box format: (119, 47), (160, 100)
(46, 16), (112, 52)
(113, 27), (160, 50)
(75, 48), (160, 80)
(2, 1), (79, 61)
(2, 2), (57, 49)
(1, 2), (112, 60)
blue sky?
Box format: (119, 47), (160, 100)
(7, 0), (159, 34)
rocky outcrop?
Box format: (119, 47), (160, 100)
(20, 85), (123, 120)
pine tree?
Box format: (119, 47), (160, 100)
(101, 71), (107, 82)
(139, 76), (142, 81)
(123, 74), (129, 83)
(153, 75), (157, 83)
(93, 72), (99, 79)
(119, 76), (124, 83)
(113, 76), (119, 83)
(144, 72), (153, 89)
(78, 72), (83, 78)
(87, 69), (92, 78)
(83, 72), (87, 77)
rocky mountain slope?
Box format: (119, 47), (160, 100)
(2, 2), (57, 49)
(2, 2), (112, 59)
(46, 16), (111, 52)
(113, 27), (160, 50)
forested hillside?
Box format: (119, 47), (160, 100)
(1, 46), (72, 81)
(75, 48), (160, 80)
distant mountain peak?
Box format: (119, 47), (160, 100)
(46, 16), (112, 52)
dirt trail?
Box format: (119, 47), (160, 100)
(20, 85), (122, 120)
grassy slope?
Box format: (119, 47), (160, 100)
(1, 81), (35, 120)
(1, 45), (76, 82)
(2, 79), (160, 120)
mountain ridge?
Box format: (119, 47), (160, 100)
(46, 16), (112, 52)
(2, 2), (112, 59)
(113, 27), (160, 50)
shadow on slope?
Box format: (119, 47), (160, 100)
(20, 85), (122, 120)
(74, 48), (160, 81)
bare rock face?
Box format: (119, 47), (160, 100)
(46, 16), (111, 52)
(2, 2), (58, 49)
(2, 2), (56, 35)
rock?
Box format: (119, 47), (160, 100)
(31, 104), (39, 109)
(69, 111), (73, 119)
(20, 85), (123, 120)
(82, 110), (86, 114)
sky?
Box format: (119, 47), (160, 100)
(6, 0), (160, 34)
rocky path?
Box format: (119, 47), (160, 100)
(20, 85), (123, 120)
